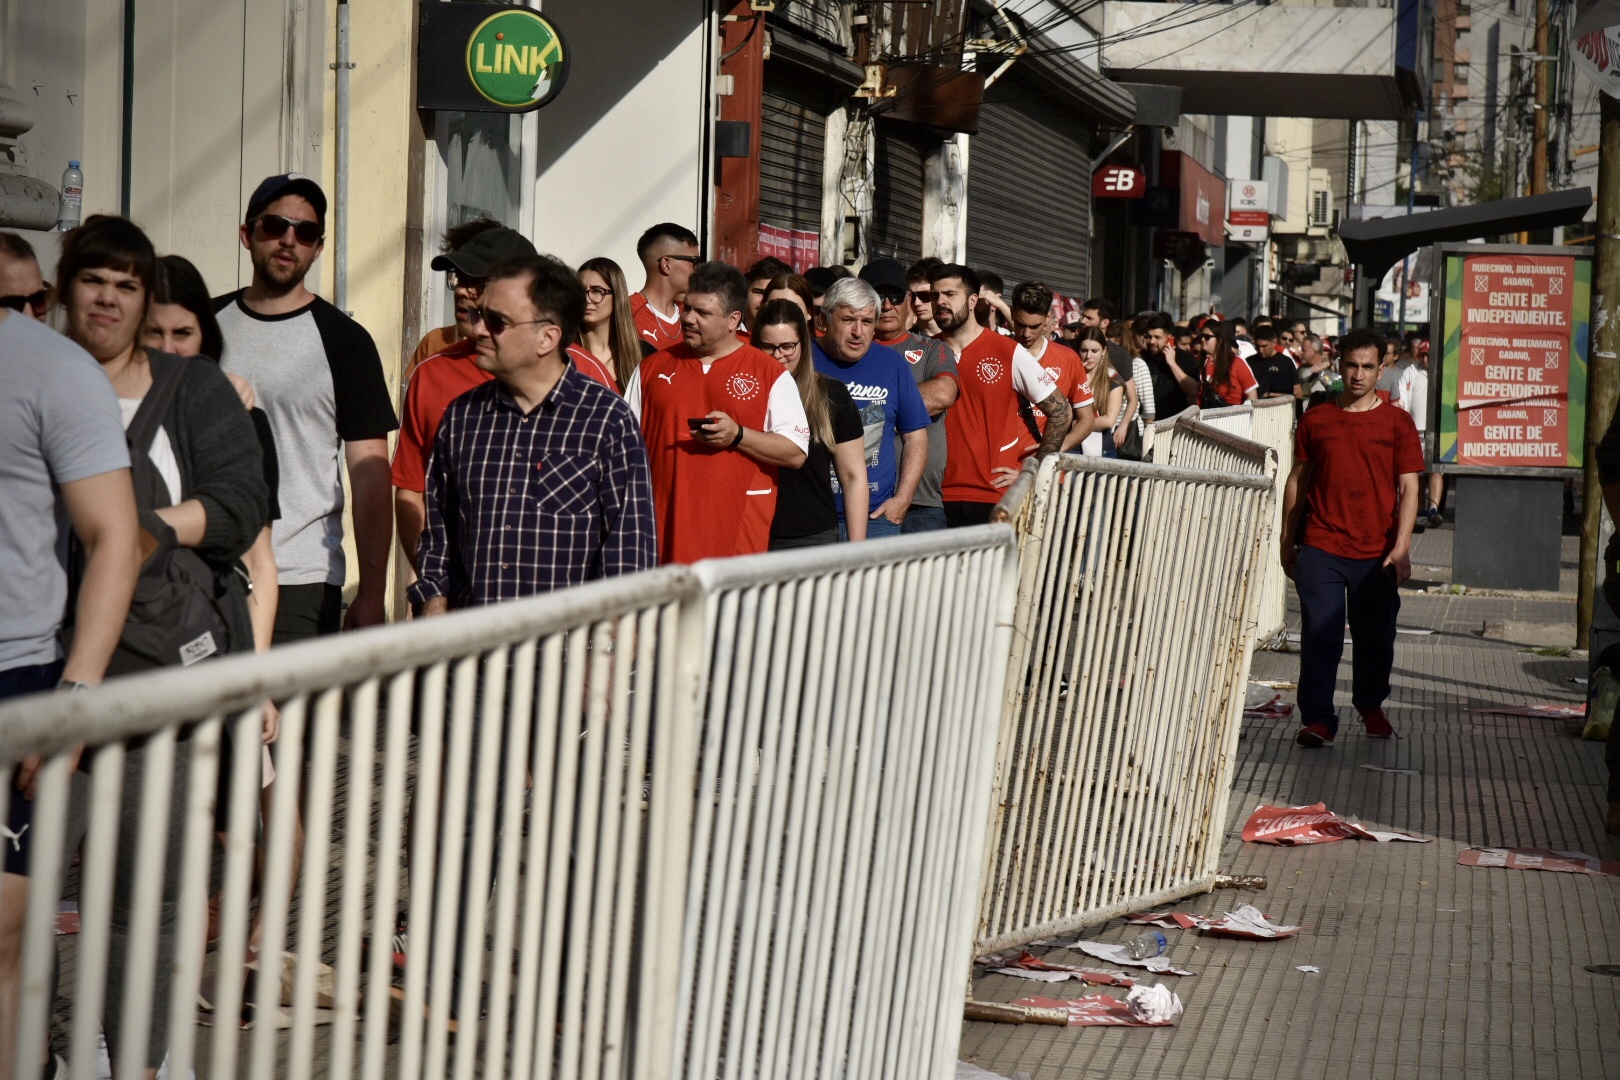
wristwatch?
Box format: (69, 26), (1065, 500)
(729, 426), (746, 449)
(56, 680), (90, 693)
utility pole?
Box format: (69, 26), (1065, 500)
(1577, 91), (1620, 650)
(1533, 0), (1550, 195)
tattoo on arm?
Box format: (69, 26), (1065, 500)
(1034, 391), (1072, 456)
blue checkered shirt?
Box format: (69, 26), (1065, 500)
(408, 364), (657, 608)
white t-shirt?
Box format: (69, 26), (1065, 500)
(1396, 364), (1428, 432)
(120, 398), (184, 505)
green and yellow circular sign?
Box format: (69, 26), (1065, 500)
(465, 9), (568, 110)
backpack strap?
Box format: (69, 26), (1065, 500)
(127, 351), (189, 455)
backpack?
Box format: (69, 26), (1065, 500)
(65, 353), (246, 675)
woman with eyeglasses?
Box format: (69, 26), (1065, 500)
(1201, 322), (1258, 407)
(754, 299), (868, 548)
(58, 215), (267, 1075)
(577, 256), (650, 390)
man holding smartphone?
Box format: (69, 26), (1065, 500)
(1280, 328), (1424, 748)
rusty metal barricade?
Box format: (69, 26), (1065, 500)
(976, 454), (1276, 953)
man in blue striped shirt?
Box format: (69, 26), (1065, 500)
(409, 253), (656, 612)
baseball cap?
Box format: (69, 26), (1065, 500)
(246, 173), (327, 223)
(858, 258), (909, 296)
(429, 227), (537, 278)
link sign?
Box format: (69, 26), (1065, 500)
(418, 3), (570, 113)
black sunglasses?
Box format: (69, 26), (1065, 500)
(473, 307), (554, 336)
(663, 254), (701, 265)
(253, 214), (324, 246)
(0, 288), (50, 316)
(910, 290), (937, 303)
(877, 290), (907, 307)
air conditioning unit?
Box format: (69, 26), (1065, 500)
(1310, 189), (1332, 228)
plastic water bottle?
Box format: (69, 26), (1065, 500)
(1123, 931), (1168, 960)
(58, 161), (83, 231)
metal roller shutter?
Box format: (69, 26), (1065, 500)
(869, 121), (928, 263)
(965, 82), (1092, 297)
(760, 90), (826, 234)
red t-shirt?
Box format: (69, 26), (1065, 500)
(1296, 400), (1425, 559)
(636, 343), (785, 564)
(390, 341), (618, 493)
(1028, 340), (1094, 436)
(1203, 355), (1259, 406)
(943, 329), (1059, 504)
(630, 292), (683, 352)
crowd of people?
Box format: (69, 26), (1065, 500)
(0, 167), (1452, 1073)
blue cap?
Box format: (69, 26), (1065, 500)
(68, 161), (79, 168)
(245, 172), (327, 224)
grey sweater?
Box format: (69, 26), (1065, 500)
(149, 350), (269, 565)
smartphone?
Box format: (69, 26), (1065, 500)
(688, 417), (711, 434)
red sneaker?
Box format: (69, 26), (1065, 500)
(1295, 723), (1335, 748)
(1359, 707), (1394, 738)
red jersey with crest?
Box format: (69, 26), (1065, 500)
(943, 329), (1060, 504)
(630, 292), (683, 352)
(1026, 339), (1093, 437)
(635, 343), (786, 564)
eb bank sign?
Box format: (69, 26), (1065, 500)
(418, 3), (570, 113)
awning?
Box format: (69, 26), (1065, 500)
(1338, 188), (1594, 283)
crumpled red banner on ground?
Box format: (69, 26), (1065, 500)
(1010, 992), (1179, 1027)
(1241, 802), (1430, 845)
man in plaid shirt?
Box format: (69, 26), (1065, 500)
(409, 253), (656, 612)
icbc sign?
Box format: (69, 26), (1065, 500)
(1092, 165), (1146, 199)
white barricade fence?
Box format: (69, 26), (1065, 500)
(1163, 414), (1277, 480)
(671, 530), (1016, 1080)
(976, 455), (1276, 954)
(1248, 399), (1298, 646)
(1145, 406), (1197, 464)
(0, 528), (1016, 1080)
(1195, 403), (1255, 440)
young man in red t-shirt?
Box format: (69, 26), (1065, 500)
(1009, 282), (1095, 453)
(930, 264), (1071, 526)
(1281, 328), (1424, 747)
(629, 223), (700, 351)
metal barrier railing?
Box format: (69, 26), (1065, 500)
(976, 455), (1275, 954)
(0, 529), (1015, 1080)
(672, 530), (1016, 1079)
(1196, 403), (1256, 439)
(1248, 399), (1297, 645)
(1164, 415), (1276, 478)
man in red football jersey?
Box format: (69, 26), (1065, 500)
(1009, 281), (1095, 453)
(930, 264), (1071, 527)
(625, 261), (809, 563)
(629, 223), (700, 352)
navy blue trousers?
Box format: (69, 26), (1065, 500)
(1294, 544), (1400, 736)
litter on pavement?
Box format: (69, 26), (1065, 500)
(1242, 802), (1431, 845)
(1457, 847), (1620, 877)
(1010, 984), (1183, 1027)
(1128, 903), (1302, 939)
(1296, 965), (1321, 974)
(1032, 938), (1198, 976)
(1467, 703), (1585, 719)
(979, 951), (1135, 987)
(1359, 763), (1421, 775)
(956, 1063), (1031, 1080)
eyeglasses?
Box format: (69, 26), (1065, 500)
(1198, 333), (1218, 341)
(662, 254), (701, 265)
(877, 291), (907, 307)
(758, 340), (801, 356)
(252, 214), (324, 246)
(910, 290), (937, 304)
(448, 271), (487, 292)
(473, 308), (555, 336)
(583, 285), (612, 303)
(0, 288), (50, 316)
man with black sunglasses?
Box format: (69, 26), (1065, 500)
(215, 173), (398, 640)
(630, 222), (701, 351)
(0, 232), (50, 321)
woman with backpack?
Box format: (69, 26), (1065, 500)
(57, 215), (267, 1076)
